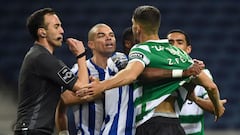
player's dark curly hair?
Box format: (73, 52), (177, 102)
(167, 29), (191, 46)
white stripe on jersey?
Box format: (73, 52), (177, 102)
(180, 86), (207, 115)
(181, 122), (202, 134)
(100, 58), (135, 135)
(179, 69), (212, 135)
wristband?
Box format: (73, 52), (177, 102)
(76, 51), (86, 59)
(172, 69), (183, 78)
(59, 130), (70, 135)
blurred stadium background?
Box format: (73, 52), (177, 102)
(0, 0), (239, 134)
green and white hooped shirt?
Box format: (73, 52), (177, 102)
(180, 69), (212, 135)
(128, 39), (194, 126)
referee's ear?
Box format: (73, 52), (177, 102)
(38, 28), (47, 38)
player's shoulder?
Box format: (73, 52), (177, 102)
(112, 52), (127, 58)
(203, 69), (213, 80)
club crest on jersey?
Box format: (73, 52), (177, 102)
(129, 52), (144, 59)
(58, 66), (75, 84)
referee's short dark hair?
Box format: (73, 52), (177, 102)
(167, 29), (191, 46)
(26, 8), (55, 41)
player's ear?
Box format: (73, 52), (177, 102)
(135, 24), (141, 34)
(186, 45), (192, 54)
(88, 41), (94, 49)
(137, 24), (144, 36)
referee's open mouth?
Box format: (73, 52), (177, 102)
(57, 36), (63, 42)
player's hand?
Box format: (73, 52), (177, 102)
(77, 76), (104, 97)
(75, 87), (91, 98)
(214, 99), (227, 122)
(193, 59), (205, 69)
(81, 92), (104, 102)
(66, 38), (85, 57)
(183, 61), (204, 77)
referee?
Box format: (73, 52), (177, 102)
(14, 8), (88, 135)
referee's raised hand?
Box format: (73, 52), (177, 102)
(66, 38), (86, 57)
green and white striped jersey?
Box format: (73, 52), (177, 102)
(180, 69), (213, 135)
(128, 39), (194, 126)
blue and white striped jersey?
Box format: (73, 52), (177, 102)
(68, 53), (135, 135)
(100, 58), (135, 135)
(68, 59), (106, 135)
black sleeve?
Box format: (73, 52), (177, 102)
(36, 53), (77, 90)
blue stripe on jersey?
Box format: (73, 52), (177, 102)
(90, 59), (106, 81)
(84, 59), (104, 135)
(89, 101), (96, 135)
(108, 67), (117, 76)
(67, 107), (78, 135)
(78, 105), (84, 134)
(74, 59), (106, 135)
(101, 85), (135, 135)
(125, 84), (134, 135)
(100, 59), (135, 135)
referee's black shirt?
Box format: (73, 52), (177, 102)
(15, 44), (78, 134)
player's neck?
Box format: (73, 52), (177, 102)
(140, 34), (159, 43)
(91, 55), (108, 69)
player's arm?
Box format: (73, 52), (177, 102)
(188, 89), (215, 113)
(80, 61), (144, 97)
(55, 97), (69, 135)
(55, 89), (103, 135)
(61, 89), (103, 105)
(55, 91), (78, 135)
(139, 61), (204, 83)
(192, 71), (225, 121)
(195, 98), (214, 113)
(55, 90), (104, 135)
(192, 96), (226, 114)
(188, 90), (227, 114)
